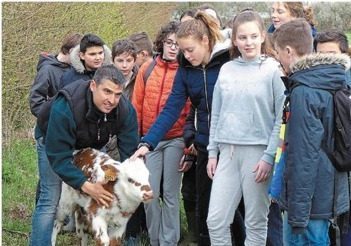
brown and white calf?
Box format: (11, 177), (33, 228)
(51, 148), (153, 246)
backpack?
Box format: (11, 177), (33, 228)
(284, 84), (351, 171)
(328, 87), (351, 171)
(143, 59), (156, 83)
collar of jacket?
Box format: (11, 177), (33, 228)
(69, 44), (112, 74)
(288, 53), (350, 91)
(155, 55), (179, 69)
(290, 53), (350, 74)
(179, 48), (230, 70)
(85, 90), (117, 123)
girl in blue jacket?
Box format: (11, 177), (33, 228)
(132, 11), (231, 245)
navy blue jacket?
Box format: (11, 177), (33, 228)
(141, 40), (231, 151)
(280, 54), (350, 233)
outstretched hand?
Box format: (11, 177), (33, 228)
(130, 146), (149, 160)
(81, 181), (113, 207)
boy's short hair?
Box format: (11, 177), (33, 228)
(60, 33), (83, 55)
(111, 39), (138, 61)
(80, 33), (105, 53)
(314, 30), (349, 54)
(272, 18), (313, 56)
(128, 32), (153, 56)
(93, 64), (125, 86)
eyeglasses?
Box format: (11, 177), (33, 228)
(164, 39), (179, 49)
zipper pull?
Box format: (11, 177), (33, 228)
(104, 114), (107, 122)
(97, 128), (100, 141)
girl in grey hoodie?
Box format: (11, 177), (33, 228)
(206, 10), (285, 246)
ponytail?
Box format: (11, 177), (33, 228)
(177, 11), (223, 52)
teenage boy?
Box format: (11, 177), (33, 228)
(33, 65), (138, 245)
(272, 19), (350, 245)
(129, 31), (154, 67)
(110, 38), (147, 245)
(60, 33), (111, 88)
(314, 29), (351, 86)
(112, 39), (139, 100)
(29, 32), (82, 246)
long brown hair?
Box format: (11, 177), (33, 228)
(177, 11), (223, 53)
(230, 10), (270, 59)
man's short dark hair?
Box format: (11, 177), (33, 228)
(128, 32), (153, 55)
(60, 33), (83, 55)
(93, 65), (125, 86)
(111, 39), (138, 61)
(272, 18), (313, 57)
(314, 30), (349, 54)
(80, 34), (105, 53)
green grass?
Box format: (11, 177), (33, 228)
(2, 139), (190, 245)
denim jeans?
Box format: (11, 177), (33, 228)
(283, 212), (330, 246)
(266, 202), (283, 246)
(30, 137), (62, 246)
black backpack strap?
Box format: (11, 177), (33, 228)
(143, 59), (157, 84)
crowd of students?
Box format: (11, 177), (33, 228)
(29, 2), (351, 246)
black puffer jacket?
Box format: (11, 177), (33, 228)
(29, 52), (70, 117)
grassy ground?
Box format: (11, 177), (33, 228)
(2, 139), (190, 245)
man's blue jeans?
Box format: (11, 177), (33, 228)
(283, 212), (330, 246)
(30, 137), (62, 246)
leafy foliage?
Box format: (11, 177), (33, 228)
(2, 2), (177, 144)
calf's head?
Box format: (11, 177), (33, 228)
(117, 158), (153, 203)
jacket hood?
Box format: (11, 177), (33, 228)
(209, 38), (232, 62)
(290, 53), (350, 90)
(69, 44), (112, 74)
(178, 38), (231, 67)
(36, 52), (69, 71)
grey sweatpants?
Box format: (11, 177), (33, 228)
(207, 144), (271, 246)
(144, 138), (184, 246)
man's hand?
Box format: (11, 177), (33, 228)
(207, 157), (217, 179)
(131, 146), (149, 160)
(81, 181), (114, 207)
(253, 160), (272, 183)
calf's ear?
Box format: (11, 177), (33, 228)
(101, 164), (119, 182)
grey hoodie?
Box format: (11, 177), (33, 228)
(208, 55), (285, 164)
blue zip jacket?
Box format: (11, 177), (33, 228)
(280, 53), (350, 233)
(141, 39), (231, 151)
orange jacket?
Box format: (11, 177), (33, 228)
(132, 56), (190, 140)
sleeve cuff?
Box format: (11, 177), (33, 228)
(208, 150), (218, 159)
(261, 153), (274, 165)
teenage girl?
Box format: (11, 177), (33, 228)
(206, 10), (285, 245)
(132, 11), (231, 245)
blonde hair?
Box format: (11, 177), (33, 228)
(177, 11), (223, 52)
